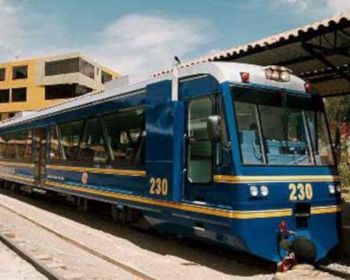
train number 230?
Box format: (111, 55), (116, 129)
(288, 183), (313, 201)
(149, 177), (168, 196)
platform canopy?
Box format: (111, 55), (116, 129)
(155, 12), (350, 97)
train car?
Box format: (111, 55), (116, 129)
(0, 62), (341, 262)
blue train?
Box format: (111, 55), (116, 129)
(0, 62), (341, 262)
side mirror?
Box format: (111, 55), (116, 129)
(207, 115), (221, 141)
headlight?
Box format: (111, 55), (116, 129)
(260, 185), (269, 197)
(336, 184), (341, 193)
(265, 68), (273, 79)
(265, 66), (292, 82)
(280, 71), (290, 82)
(328, 184), (335, 194)
(271, 70), (280, 80)
(250, 186), (259, 197)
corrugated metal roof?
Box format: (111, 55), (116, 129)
(153, 11), (350, 97)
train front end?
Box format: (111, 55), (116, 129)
(220, 65), (341, 262)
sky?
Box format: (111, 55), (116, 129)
(0, 0), (350, 75)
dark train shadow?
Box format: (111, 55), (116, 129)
(322, 198), (350, 266)
(0, 189), (274, 277)
(342, 198), (350, 227)
(339, 199), (350, 265)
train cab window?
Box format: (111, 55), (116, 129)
(187, 97), (213, 183)
(78, 118), (108, 164)
(59, 120), (84, 162)
(104, 108), (145, 167)
(307, 111), (334, 165)
(235, 101), (264, 165)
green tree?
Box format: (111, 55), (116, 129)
(324, 95), (350, 192)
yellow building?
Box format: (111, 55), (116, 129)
(0, 52), (119, 120)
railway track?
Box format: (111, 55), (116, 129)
(0, 191), (273, 279)
(0, 203), (156, 280)
(319, 265), (350, 280)
(0, 189), (349, 279)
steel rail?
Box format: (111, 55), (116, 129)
(0, 203), (156, 280)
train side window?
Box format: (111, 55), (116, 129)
(0, 135), (5, 159)
(104, 108), (145, 167)
(187, 97), (213, 183)
(4, 133), (18, 160)
(49, 126), (61, 161)
(24, 130), (32, 161)
(58, 120), (84, 162)
(14, 131), (28, 160)
(78, 118), (108, 165)
(0, 130), (32, 161)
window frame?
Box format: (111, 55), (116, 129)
(0, 89), (10, 103)
(12, 88), (27, 102)
(0, 68), (5, 81)
(232, 86), (335, 167)
(102, 106), (146, 168)
(186, 94), (215, 184)
(0, 130), (32, 162)
(49, 106), (146, 168)
(12, 65), (28, 80)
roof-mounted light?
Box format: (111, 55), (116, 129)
(265, 66), (292, 82)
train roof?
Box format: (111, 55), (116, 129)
(0, 62), (306, 129)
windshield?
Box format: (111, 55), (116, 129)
(233, 87), (334, 166)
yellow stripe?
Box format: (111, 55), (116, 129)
(0, 161), (34, 168)
(311, 205), (342, 214)
(0, 161), (336, 183)
(0, 172), (34, 183)
(0, 172), (340, 219)
(214, 175), (340, 184)
(45, 180), (341, 218)
(46, 165), (146, 177)
(45, 179), (292, 219)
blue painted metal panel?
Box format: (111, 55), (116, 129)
(145, 80), (184, 201)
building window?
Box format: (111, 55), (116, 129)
(12, 65), (28, 79)
(12, 88), (27, 102)
(79, 58), (95, 79)
(45, 84), (92, 100)
(45, 57), (95, 79)
(45, 58), (79, 76)
(0, 89), (10, 103)
(0, 68), (5, 81)
(101, 71), (112, 84)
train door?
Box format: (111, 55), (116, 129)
(184, 95), (215, 201)
(33, 129), (47, 184)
